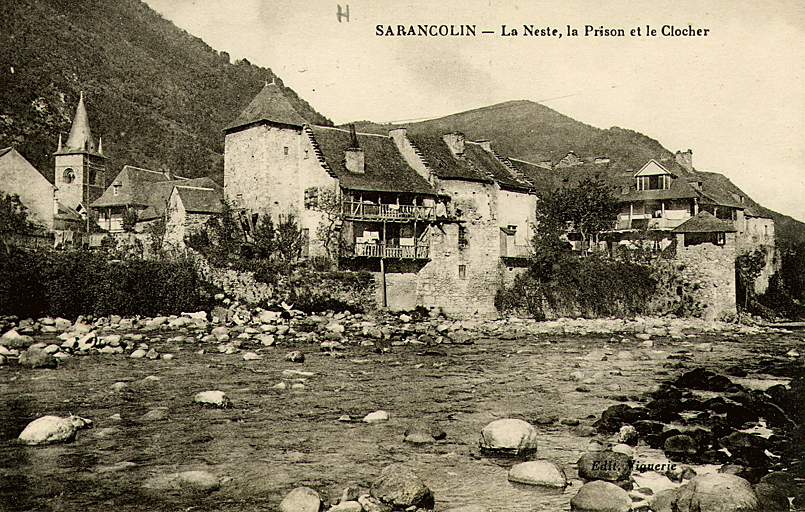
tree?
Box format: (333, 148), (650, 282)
(251, 213), (276, 259)
(534, 177), (618, 260)
(314, 188), (344, 263)
(0, 193), (39, 253)
(275, 212), (304, 264)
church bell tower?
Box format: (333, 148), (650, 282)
(54, 91), (108, 216)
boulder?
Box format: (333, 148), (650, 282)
(478, 418), (538, 456)
(328, 501), (362, 512)
(674, 473), (759, 512)
(363, 410), (389, 423)
(664, 434), (699, 460)
(404, 419), (446, 444)
(577, 451), (633, 482)
(279, 486), (322, 512)
(0, 329), (34, 348)
(570, 480), (632, 512)
(507, 460), (567, 488)
(286, 351), (305, 363)
(650, 488), (680, 512)
(18, 347), (57, 369)
(753, 482), (790, 512)
(370, 464), (434, 509)
(143, 470), (220, 494)
(130, 349), (146, 359)
(18, 415), (92, 445)
(193, 390), (230, 408)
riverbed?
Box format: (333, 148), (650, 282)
(1, 328), (802, 511)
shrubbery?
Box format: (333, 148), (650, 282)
(495, 254), (658, 319)
(0, 247), (217, 319)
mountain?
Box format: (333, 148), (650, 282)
(351, 100), (805, 246)
(0, 0), (331, 183)
(353, 100), (673, 173)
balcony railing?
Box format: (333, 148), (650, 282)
(342, 201), (435, 221)
(615, 215), (690, 231)
(351, 243), (430, 259)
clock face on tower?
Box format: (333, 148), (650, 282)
(63, 168), (75, 184)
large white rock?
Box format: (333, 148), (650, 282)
(18, 415), (93, 445)
(570, 480), (632, 512)
(674, 473), (758, 512)
(479, 418), (539, 456)
(279, 486), (322, 512)
(363, 410), (389, 423)
(507, 460), (567, 488)
(193, 390), (230, 408)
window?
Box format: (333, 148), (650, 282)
(304, 187), (319, 209)
(283, 146), (289, 156)
(636, 174), (670, 191)
(458, 265), (466, 279)
(458, 225), (468, 249)
(717, 232), (726, 245)
(63, 168), (75, 184)
(304, 149), (309, 159)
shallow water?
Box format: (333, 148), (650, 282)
(0, 329), (802, 511)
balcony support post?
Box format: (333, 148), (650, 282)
(380, 257), (387, 308)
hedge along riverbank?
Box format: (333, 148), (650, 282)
(495, 254), (660, 320)
(0, 247), (218, 319)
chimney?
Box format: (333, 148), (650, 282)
(476, 140), (492, 152)
(443, 132), (465, 156)
(388, 127), (407, 146)
(675, 149), (693, 172)
(345, 124), (365, 174)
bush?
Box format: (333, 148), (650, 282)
(496, 254), (658, 319)
(0, 247), (217, 319)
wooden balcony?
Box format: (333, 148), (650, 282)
(342, 201), (435, 222)
(351, 243), (430, 259)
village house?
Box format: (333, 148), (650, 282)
(90, 165), (222, 235)
(223, 82), (539, 316)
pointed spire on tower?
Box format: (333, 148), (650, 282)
(98, 136), (103, 155)
(57, 133), (63, 152)
(62, 91), (99, 154)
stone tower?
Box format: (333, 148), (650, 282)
(54, 92), (108, 215)
(223, 80), (309, 218)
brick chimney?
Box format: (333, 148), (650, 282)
(443, 132), (465, 156)
(476, 140), (492, 152)
(675, 149), (693, 172)
(345, 124), (365, 174)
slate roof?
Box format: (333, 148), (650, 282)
(56, 92), (104, 157)
(506, 157), (557, 195)
(92, 166), (178, 208)
(464, 143), (532, 191)
(174, 186), (224, 214)
(672, 211), (737, 233)
(0, 147), (11, 158)
(225, 82), (308, 132)
(92, 165), (221, 220)
(407, 134), (492, 183)
(307, 126), (436, 195)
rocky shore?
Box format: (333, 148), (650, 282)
(0, 299), (802, 511)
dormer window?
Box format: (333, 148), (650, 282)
(636, 174), (670, 191)
(113, 183), (120, 196)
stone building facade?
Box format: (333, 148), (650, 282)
(222, 82), (777, 318)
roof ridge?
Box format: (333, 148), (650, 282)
(175, 185), (215, 191)
(315, 125), (389, 138)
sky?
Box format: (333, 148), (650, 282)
(144, 0), (805, 221)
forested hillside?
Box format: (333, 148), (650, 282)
(0, 0), (331, 183)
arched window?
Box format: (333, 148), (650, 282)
(63, 168), (75, 184)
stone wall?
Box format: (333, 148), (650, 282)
(736, 216), (777, 294)
(661, 233), (737, 321)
